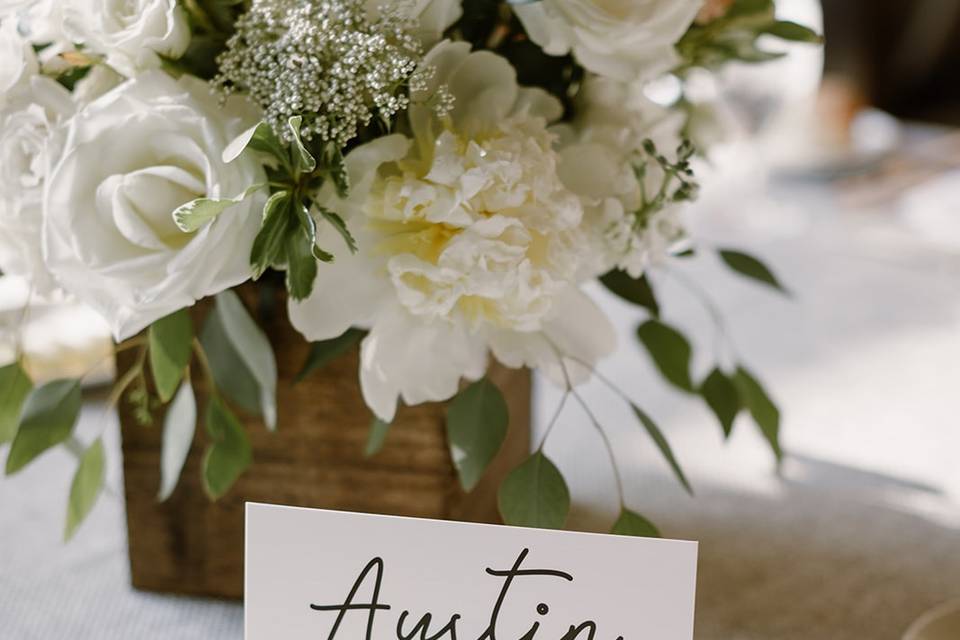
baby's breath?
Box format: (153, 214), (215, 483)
(214, 0), (427, 147)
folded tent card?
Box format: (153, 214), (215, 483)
(245, 503), (698, 639)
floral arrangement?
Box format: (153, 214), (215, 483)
(0, 0), (818, 539)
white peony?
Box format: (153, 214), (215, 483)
(62, 0), (189, 77)
(43, 71), (265, 340)
(0, 75), (74, 293)
(513, 0), (702, 80)
(289, 41), (616, 421)
(556, 76), (690, 277)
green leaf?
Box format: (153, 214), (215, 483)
(295, 328), (366, 383)
(718, 249), (788, 294)
(172, 184), (264, 233)
(64, 438), (105, 541)
(214, 291), (278, 430)
(223, 121), (287, 166)
(630, 404), (693, 495)
(0, 362), (32, 444)
(599, 269), (659, 317)
(611, 509), (661, 538)
(498, 452), (569, 529)
(202, 395), (253, 500)
(287, 116), (317, 174)
(251, 191), (294, 279)
(158, 381), (197, 501)
(148, 310), (194, 403)
(6, 379), (82, 475)
(636, 320), (695, 393)
(200, 305), (261, 416)
(732, 366), (782, 462)
(446, 378), (509, 492)
(317, 206), (358, 254)
(285, 223), (319, 301)
(700, 368), (741, 438)
(327, 146), (350, 198)
(365, 417), (391, 458)
(763, 20), (822, 43)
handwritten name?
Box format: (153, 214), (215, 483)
(310, 548), (624, 640)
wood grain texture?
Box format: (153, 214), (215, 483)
(119, 288), (531, 599)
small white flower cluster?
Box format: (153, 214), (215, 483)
(214, 0), (429, 145)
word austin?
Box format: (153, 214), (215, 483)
(310, 548), (625, 640)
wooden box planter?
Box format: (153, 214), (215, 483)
(118, 290), (531, 600)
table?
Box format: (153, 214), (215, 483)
(2, 139), (960, 639)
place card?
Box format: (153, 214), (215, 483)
(245, 503), (698, 639)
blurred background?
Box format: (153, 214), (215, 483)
(2, 1), (959, 638)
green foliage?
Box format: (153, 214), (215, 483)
(148, 310), (194, 403)
(202, 395), (253, 500)
(317, 207), (358, 254)
(630, 140), (699, 233)
(599, 270), (659, 317)
(65, 438), (105, 541)
(446, 378), (509, 492)
(158, 381), (197, 501)
(213, 291), (278, 431)
(498, 452), (569, 529)
(6, 380), (82, 475)
(295, 328), (367, 383)
(718, 249), (788, 294)
(611, 509), (661, 538)
(200, 304), (262, 416)
(223, 121), (289, 168)
(365, 417), (391, 458)
(174, 0), (245, 79)
(636, 319), (695, 393)
(676, 0), (822, 72)
(630, 404), (693, 496)
(700, 368), (741, 438)
(172, 184), (265, 233)
(732, 366), (782, 462)
(0, 362), (32, 444)
(287, 116), (317, 175)
(251, 191), (296, 279)
(285, 216), (321, 300)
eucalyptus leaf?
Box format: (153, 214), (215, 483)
(365, 417), (391, 458)
(599, 269), (659, 317)
(718, 249), (788, 294)
(0, 362), (32, 444)
(251, 191), (294, 278)
(630, 404), (693, 495)
(732, 366), (782, 462)
(214, 290), (278, 430)
(636, 320), (695, 393)
(295, 328), (366, 383)
(148, 310), (193, 403)
(6, 379), (82, 475)
(64, 438), (105, 541)
(446, 378), (509, 492)
(202, 395), (253, 500)
(700, 368), (741, 438)
(498, 452), (569, 529)
(200, 305), (261, 416)
(287, 116), (317, 174)
(158, 382), (197, 501)
(611, 509), (661, 538)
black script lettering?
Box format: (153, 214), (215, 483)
(310, 557), (392, 640)
(397, 611), (461, 640)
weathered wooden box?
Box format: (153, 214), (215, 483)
(118, 292), (531, 599)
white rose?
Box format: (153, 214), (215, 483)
(62, 0), (189, 77)
(0, 17), (37, 99)
(43, 71), (265, 340)
(0, 75), (74, 293)
(556, 76), (690, 277)
(289, 41), (615, 421)
(514, 0), (702, 80)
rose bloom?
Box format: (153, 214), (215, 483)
(62, 0), (189, 76)
(43, 71), (265, 340)
(289, 41), (615, 421)
(513, 0), (702, 80)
